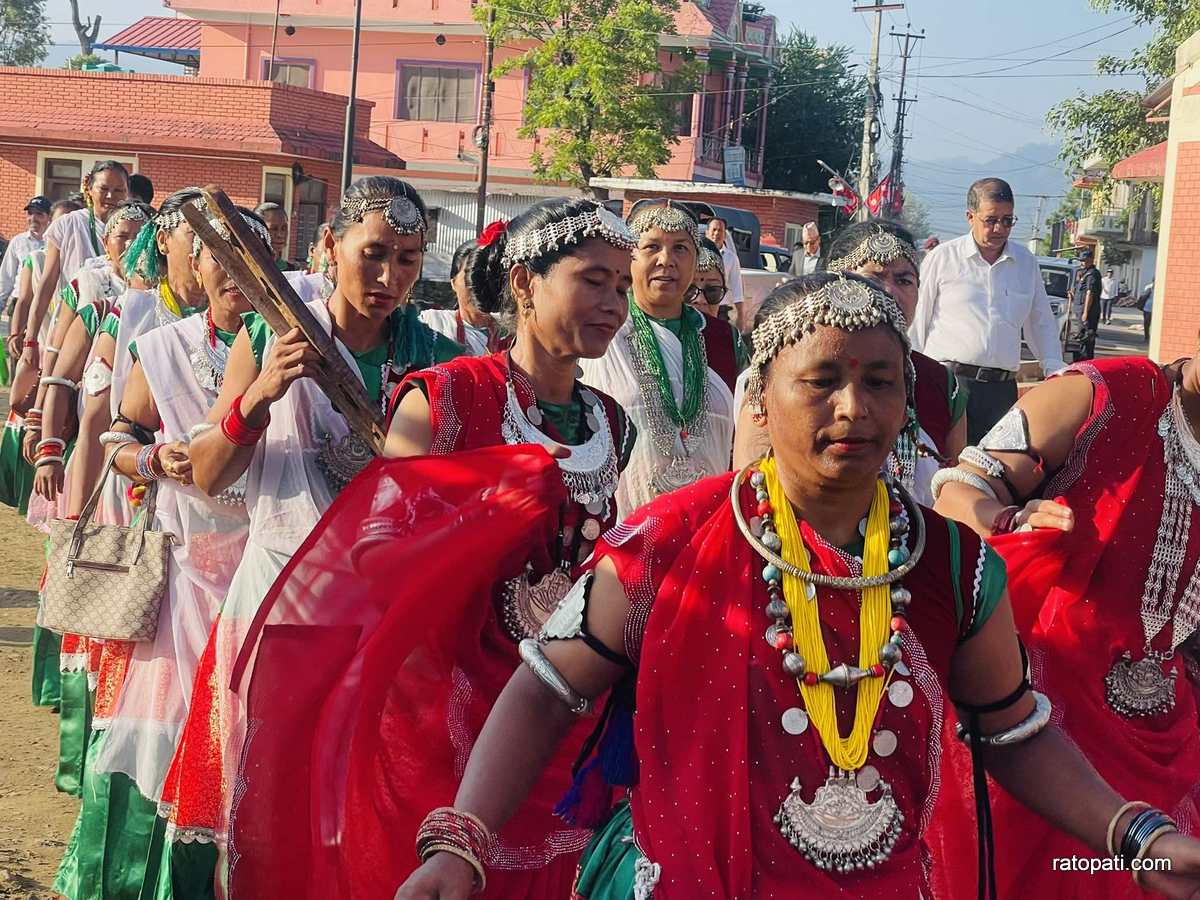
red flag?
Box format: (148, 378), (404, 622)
(867, 174), (893, 217)
(830, 177), (858, 217)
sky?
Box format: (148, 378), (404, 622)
(40, 0), (1156, 239)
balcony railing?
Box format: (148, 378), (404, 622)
(1075, 209), (1125, 240)
(745, 147), (762, 174)
(700, 135), (724, 165)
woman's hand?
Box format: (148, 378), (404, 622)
(21, 429), (38, 466)
(243, 328), (321, 422)
(32, 460), (63, 501)
(1133, 831), (1200, 898)
(393, 853), (476, 900)
(1015, 498), (1074, 533)
(6, 330), (24, 359)
(157, 442), (193, 486)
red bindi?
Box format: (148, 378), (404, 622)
(847, 357), (860, 368)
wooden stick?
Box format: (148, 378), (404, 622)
(182, 187), (386, 453)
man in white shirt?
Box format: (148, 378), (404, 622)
(706, 217), (744, 330)
(788, 222), (822, 276)
(1100, 267), (1118, 324)
(0, 195), (49, 309)
(910, 177), (1066, 444)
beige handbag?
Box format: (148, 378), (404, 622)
(39, 446), (175, 641)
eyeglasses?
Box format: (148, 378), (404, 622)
(699, 285), (727, 304)
(975, 214), (1018, 229)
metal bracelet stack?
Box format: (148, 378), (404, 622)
(135, 443), (163, 481)
(415, 807), (492, 893)
(930, 466), (999, 503)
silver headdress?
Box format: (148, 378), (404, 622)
(103, 204), (150, 238)
(626, 203), (701, 246)
(340, 195), (427, 237)
(746, 276), (913, 409)
(696, 241), (723, 272)
(827, 227), (919, 274)
(154, 189), (206, 232)
(191, 204), (273, 258)
(501, 204), (636, 268)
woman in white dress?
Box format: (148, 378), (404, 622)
(419, 237), (504, 356)
(579, 200), (744, 517)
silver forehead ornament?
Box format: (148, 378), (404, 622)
(827, 229), (918, 274)
(501, 205), (637, 268)
(627, 205), (700, 243)
(341, 195), (428, 237)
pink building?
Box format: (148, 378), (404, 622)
(104, 0), (780, 274)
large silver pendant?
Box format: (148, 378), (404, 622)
(500, 565), (574, 642)
(774, 768), (903, 872)
(1105, 650), (1177, 718)
(316, 430), (374, 493)
(651, 455), (704, 495)
(189, 346), (223, 393)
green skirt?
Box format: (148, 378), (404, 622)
(54, 731), (167, 900)
(574, 799), (641, 900)
(55, 669), (92, 797)
(0, 417), (33, 514)
(31, 624), (62, 707)
(146, 836), (217, 900)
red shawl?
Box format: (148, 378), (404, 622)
(589, 472), (984, 898)
(226, 447), (582, 900)
(913, 350), (955, 457)
(929, 356), (1200, 900)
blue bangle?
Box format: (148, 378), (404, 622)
(1120, 809), (1174, 865)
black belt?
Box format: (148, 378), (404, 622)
(945, 361), (1017, 383)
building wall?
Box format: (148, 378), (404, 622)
(621, 188), (822, 248)
(0, 145), (39, 238)
(1151, 31), (1200, 362)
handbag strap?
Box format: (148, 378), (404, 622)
(70, 443), (161, 563)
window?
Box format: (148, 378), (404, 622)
(263, 58), (313, 88)
(672, 95), (694, 136)
(397, 63), (478, 123)
(784, 223), (803, 250)
(260, 166), (294, 258)
(295, 177), (327, 262)
(35, 150), (138, 202)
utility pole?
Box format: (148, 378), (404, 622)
(1029, 194), (1049, 252)
(475, 5), (497, 236)
(340, 0), (364, 192)
(886, 26), (924, 218)
(268, 0), (282, 81)
(853, 2), (902, 221)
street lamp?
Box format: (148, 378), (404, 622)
(340, 0), (364, 193)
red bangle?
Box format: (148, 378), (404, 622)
(220, 394), (268, 447)
(991, 505), (1022, 535)
(23, 340), (37, 349)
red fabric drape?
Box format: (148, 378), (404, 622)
(227, 446), (588, 900)
(929, 357), (1200, 900)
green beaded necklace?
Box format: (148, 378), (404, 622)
(627, 301), (706, 435)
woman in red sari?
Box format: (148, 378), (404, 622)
(930, 355), (1200, 898)
(223, 198), (639, 899)
(396, 274), (1200, 900)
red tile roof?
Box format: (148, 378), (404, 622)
(96, 16), (200, 53)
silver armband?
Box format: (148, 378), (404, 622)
(518, 638), (593, 716)
(956, 691), (1052, 747)
(930, 466), (1000, 502)
(958, 445), (1005, 479)
(82, 356), (113, 396)
(99, 431), (139, 447)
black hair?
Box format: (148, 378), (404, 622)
(696, 235), (727, 288)
(330, 176), (428, 239)
(967, 177), (1014, 210)
(122, 187), (203, 281)
(51, 198), (84, 216)
(128, 173), (154, 205)
(64, 192), (84, 205)
(450, 239), (477, 281)
(256, 201), (286, 217)
(825, 220), (917, 269)
(311, 221), (331, 244)
(88, 160), (129, 180)
(467, 197), (611, 319)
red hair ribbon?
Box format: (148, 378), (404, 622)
(478, 219), (509, 248)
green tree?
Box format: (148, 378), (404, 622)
(897, 191), (932, 243)
(65, 52), (108, 69)
(0, 0), (50, 66)
(478, 0), (701, 195)
(1046, 1), (1200, 197)
(763, 30), (865, 194)
(1040, 188), (1086, 254)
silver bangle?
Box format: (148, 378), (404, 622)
(39, 375), (77, 391)
(958, 445), (1005, 480)
(43, 344), (60, 355)
(99, 430), (139, 446)
(957, 691), (1053, 747)
(930, 467), (1000, 502)
(34, 455), (64, 467)
(518, 638), (593, 716)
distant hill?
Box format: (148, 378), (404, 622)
(901, 141), (1072, 243)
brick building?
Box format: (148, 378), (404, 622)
(0, 66), (403, 262)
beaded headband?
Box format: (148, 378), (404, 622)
(696, 242), (723, 272)
(340, 195), (427, 236)
(500, 204), (636, 267)
(627, 204), (701, 246)
(191, 208), (273, 258)
(746, 276), (914, 409)
(154, 189), (205, 233)
(103, 204), (150, 239)
(826, 228), (919, 274)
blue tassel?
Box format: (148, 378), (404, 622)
(599, 697), (637, 787)
(554, 757), (612, 828)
